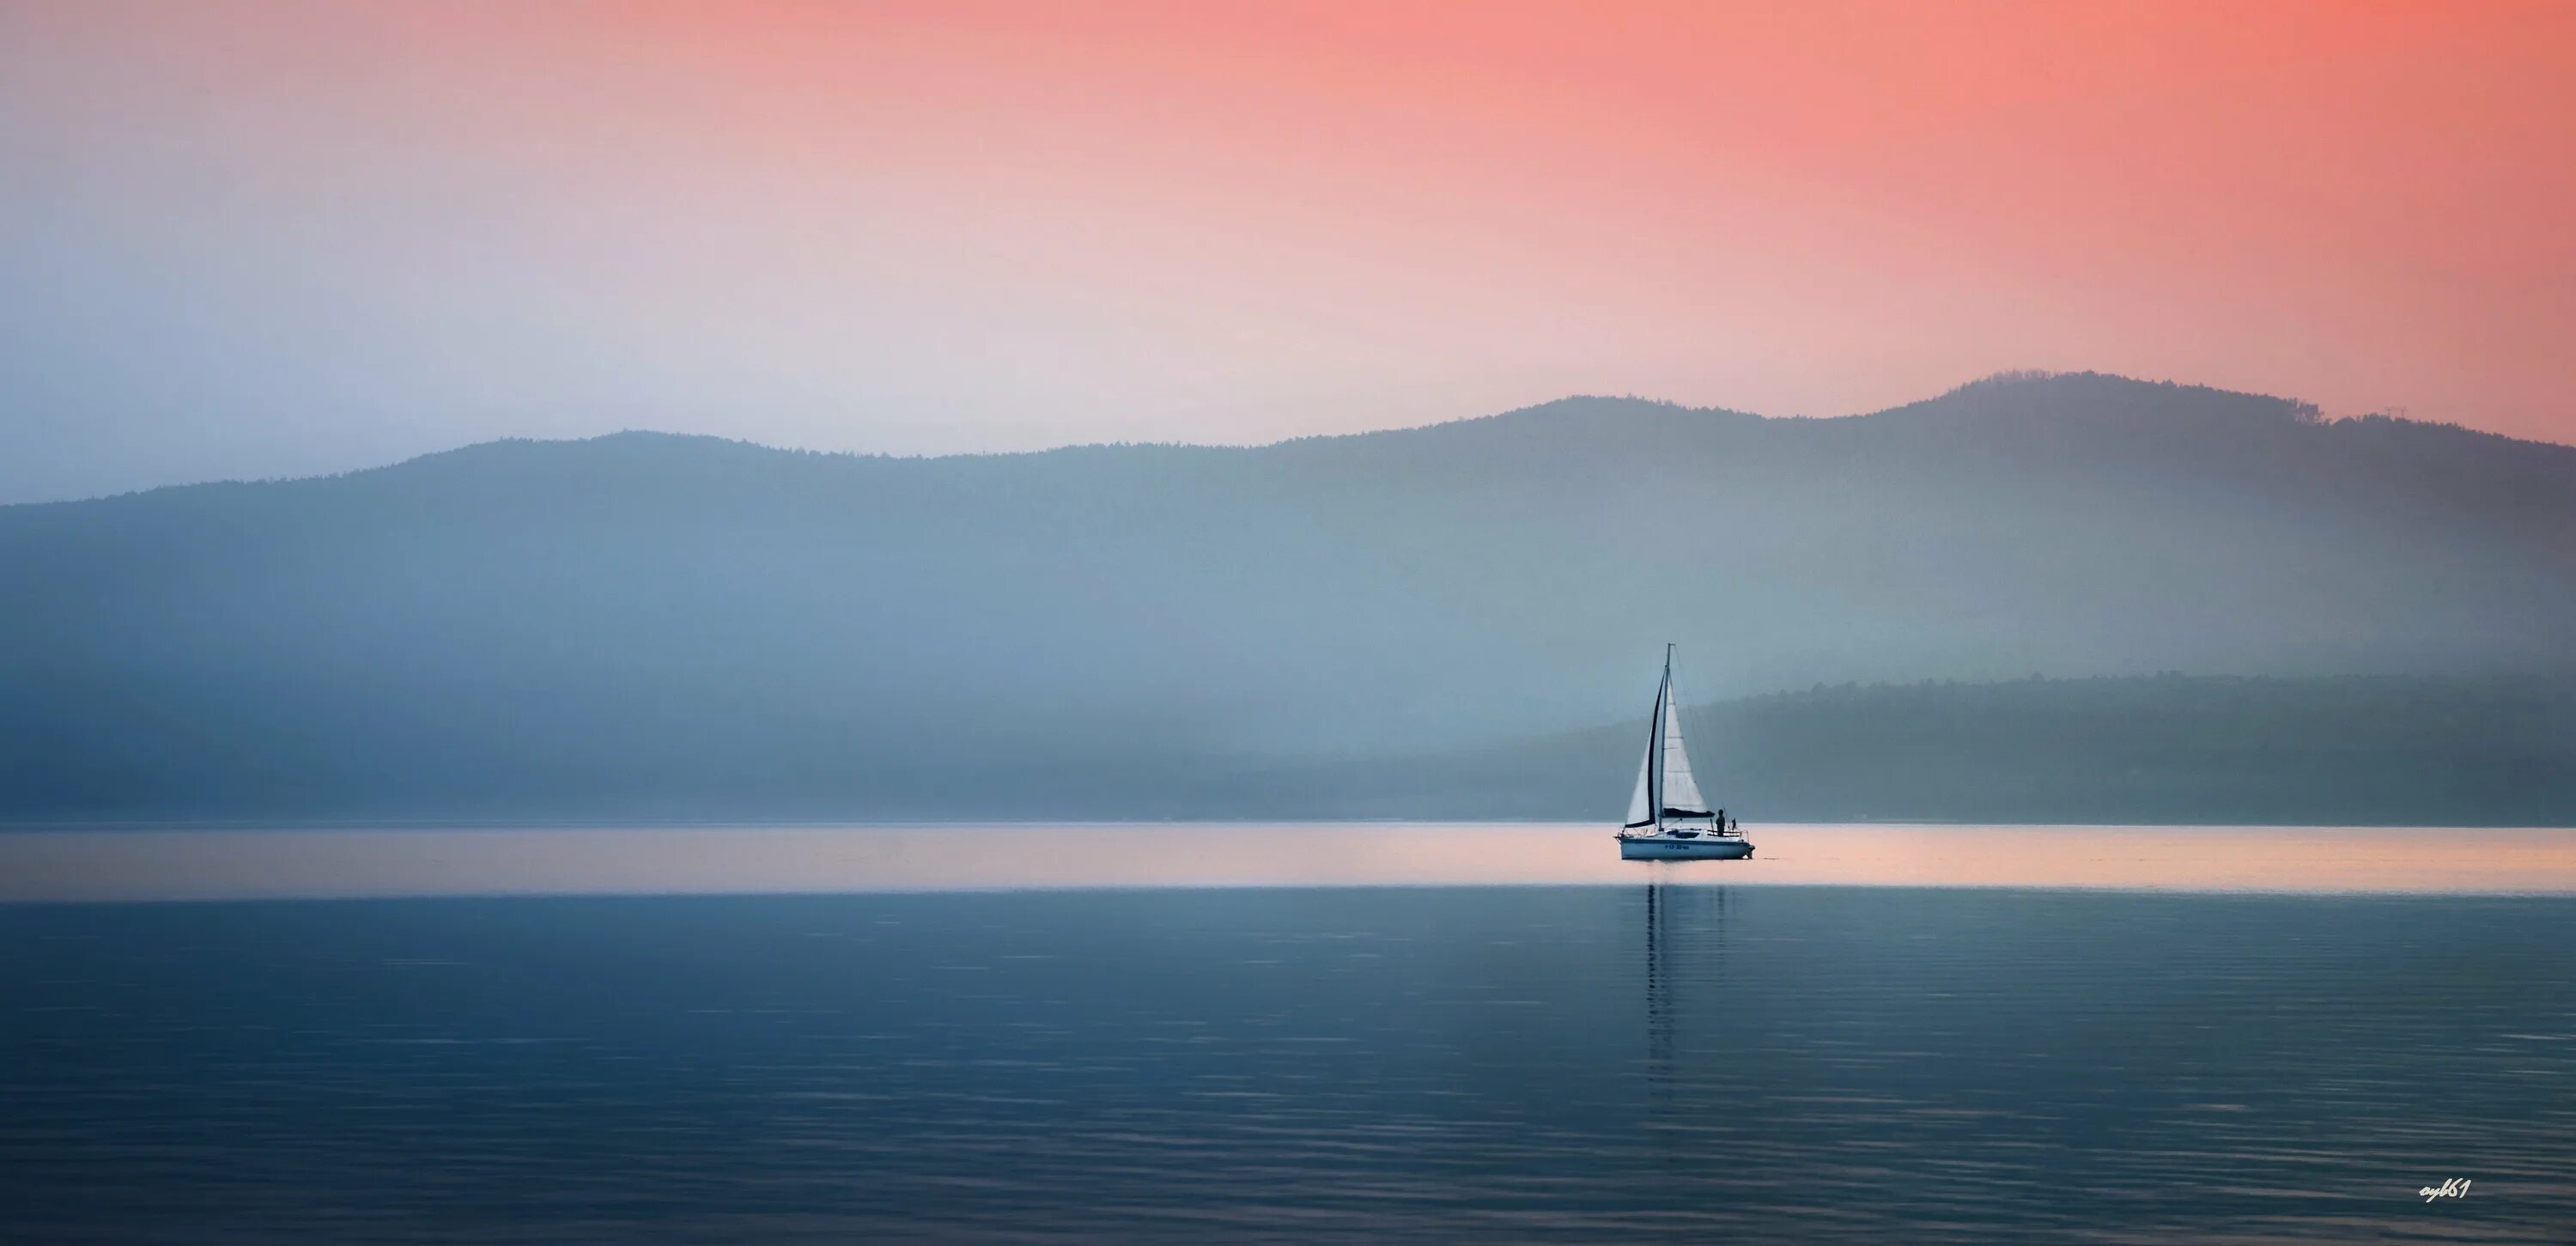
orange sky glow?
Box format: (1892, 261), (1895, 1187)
(3, 1), (2571, 498)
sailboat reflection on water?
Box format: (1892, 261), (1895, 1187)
(1615, 645), (1754, 860)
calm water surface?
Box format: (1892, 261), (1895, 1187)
(6, 823), (2576, 901)
(5, 826), (2573, 1243)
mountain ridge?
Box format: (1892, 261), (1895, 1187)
(4, 370), (2571, 822)
(15, 371), (2572, 510)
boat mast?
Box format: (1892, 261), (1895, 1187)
(1651, 644), (1672, 832)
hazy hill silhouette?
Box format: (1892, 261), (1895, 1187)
(3, 371), (2571, 821)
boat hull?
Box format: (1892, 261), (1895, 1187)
(1617, 834), (1754, 860)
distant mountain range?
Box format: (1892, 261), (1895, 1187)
(5, 371), (2572, 823)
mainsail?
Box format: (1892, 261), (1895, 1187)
(1657, 673), (1710, 818)
(1624, 645), (1714, 830)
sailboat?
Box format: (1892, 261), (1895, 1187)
(1615, 645), (1754, 860)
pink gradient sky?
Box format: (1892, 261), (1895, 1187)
(3, 1), (2572, 501)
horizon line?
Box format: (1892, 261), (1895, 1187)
(12, 368), (2567, 508)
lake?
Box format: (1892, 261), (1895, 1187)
(4, 824), (2573, 1243)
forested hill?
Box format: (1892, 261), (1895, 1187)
(7, 673), (2569, 825)
(3, 371), (2572, 823)
(1246, 674), (2576, 826)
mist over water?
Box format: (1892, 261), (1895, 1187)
(5, 884), (2571, 1243)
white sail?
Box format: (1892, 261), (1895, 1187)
(1658, 666), (1711, 817)
(1625, 668), (1665, 827)
(1625, 734), (1655, 827)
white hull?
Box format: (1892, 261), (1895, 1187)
(1618, 833), (1754, 860)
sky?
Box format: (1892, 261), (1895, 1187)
(3, 0), (2573, 504)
